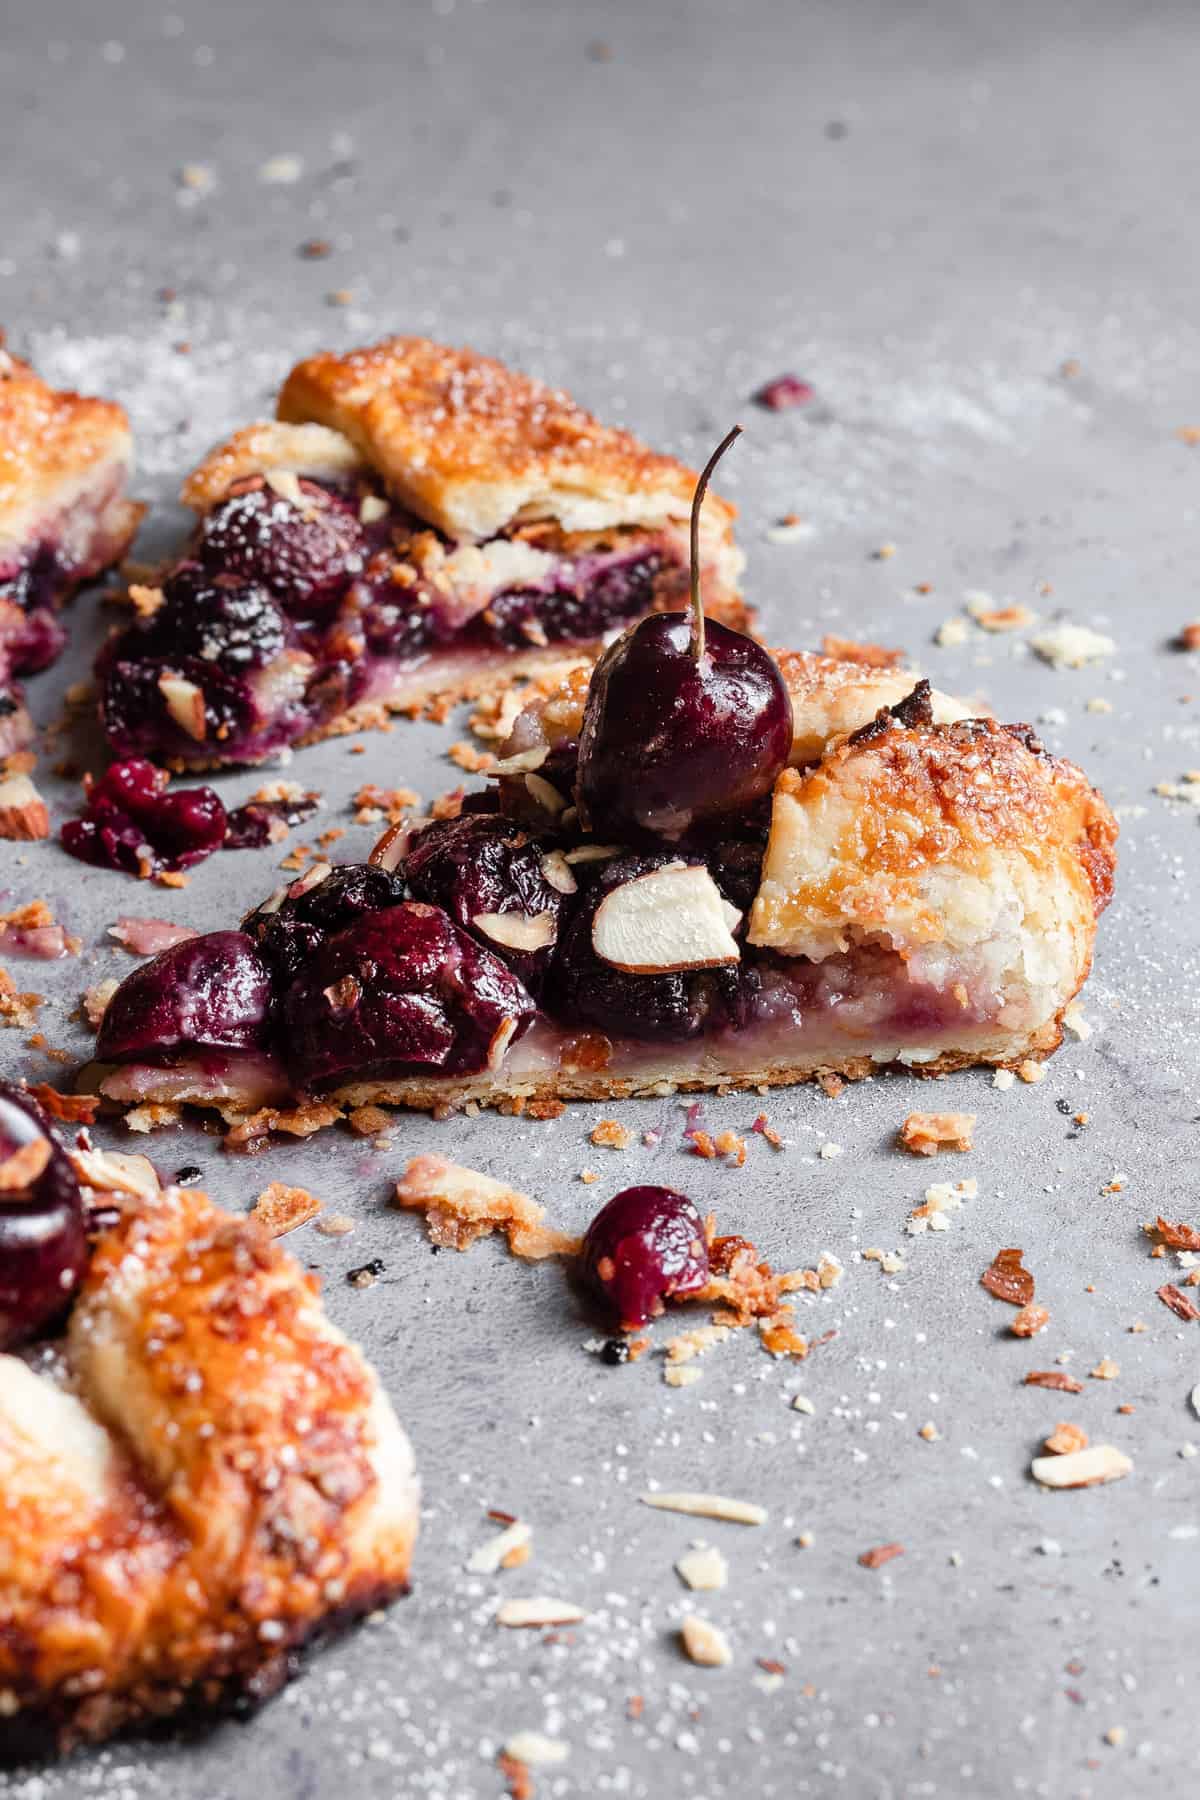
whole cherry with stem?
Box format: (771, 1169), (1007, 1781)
(575, 425), (793, 846)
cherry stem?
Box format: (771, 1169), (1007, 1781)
(689, 424), (742, 662)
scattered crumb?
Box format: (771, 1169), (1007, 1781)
(981, 1247), (1036, 1306)
(858, 1543), (904, 1570)
(1090, 1356), (1121, 1379)
(936, 616), (970, 648)
(1012, 1303), (1050, 1337)
(315, 1213), (355, 1237)
(680, 1615), (733, 1667)
(1156, 1284), (1200, 1322)
(992, 1069), (1016, 1090)
(590, 1118), (633, 1150)
(124, 1101), (183, 1134)
(250, 1182), (322, 1237)
(468, 1519), (532, 1575)
(1043, 1422), (1089, 1456)
(1017, 1059), (1048, 1084)
(1031, 623), (1116, 668)
(395, 1154), (579, 1259)
(675, 1544), (728, 1591)
(1024, 1369), (1084, 1393)
(900, 1111), (976, 1156)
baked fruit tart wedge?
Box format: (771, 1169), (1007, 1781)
(83, 443), (1115, 1138)
(0, 347), (141, 758)
(95, 335), (745, 768)
(0, 1083), (418, 1758)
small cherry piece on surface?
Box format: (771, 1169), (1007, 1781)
(581, 1185), (711, 1329)
(576, 426), (793, 845)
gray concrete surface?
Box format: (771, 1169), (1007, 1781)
(2, 2), (1200, 1795)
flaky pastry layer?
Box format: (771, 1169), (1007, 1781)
(0, 1185), (416, 1756)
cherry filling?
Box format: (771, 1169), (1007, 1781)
(95, 930), (274, 1064)
(96, 476), (685, 767)
(278, 903), (537, 1091)
(0, 1082), (88, 1351)
(403, 813), (574, 998)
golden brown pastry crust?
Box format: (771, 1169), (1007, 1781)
(0, 1185), (416, 1755)
(0, 348), (139, 573)
(179, 420), (365, 514)
(276, 335), (740, 546)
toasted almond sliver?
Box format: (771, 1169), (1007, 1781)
(680, 1614), (733, 1667)
(1030, 1445), (1133, 1489)
(502, 1731), (569, 1768)
(472, 910), (557, 952)
(675, 1545), (728, 1591)
(664, 1364), (702, 1388)
(467, 1520), (532, 1575)
(640, 1491), (767, 1526)
(70, 1146), (160, 1201)
(494, 1596), (586, 1628)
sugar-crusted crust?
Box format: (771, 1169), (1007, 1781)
(0, 348), (139, 573)
(179, 420), (365, 514)
(276, 336), (742, 545)
(0, 1185), (417, 1756)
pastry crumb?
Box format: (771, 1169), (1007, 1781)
(251, 1181), (322, 1237)
(395, 1154), (579, 1259)
(899, 1111), (975, 1156)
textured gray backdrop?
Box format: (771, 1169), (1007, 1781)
(2, 2), (1199, 1796)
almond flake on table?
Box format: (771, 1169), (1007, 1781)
(1030, 1444), (1132, 1488)
(1030, 623), (1117, 668)
(494, 1596), (585, 1628)
(467, 1519), (532, 1575)
(680, 1615), (733, 1667)
(640, 1491), (767, 1526)
(1157, 1284), (1200, 1323)
(502, 1731), (569, 1768)
(675, 1544), (728, 1591)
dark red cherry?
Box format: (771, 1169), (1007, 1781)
(96, 930), (274, 1064)
(279, 902), (537, 1092)
(576, 429), (792, 845)
(403, 814), (575, 998)
(581, 1185), (710, 1329)
(242, 861), (408, 982)
(195, 479), (365, 615)
(0, 1081), (88, 1350)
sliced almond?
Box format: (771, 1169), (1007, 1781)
(680, 1614), (732, 1667)
(0, 1138), (52, 1191)
(490, 745), (549, 775)
(69, 1146), (160, 1202)
(472, 911), (557, 952)
(592, 863), (740, 974)
(563, 843), (623, 865)
(502, 1731), (568, 1768)
(675, 1545), (728, 1591)
(487, 1016), (518, 1070)
(0, 773), (50, 842)
(494, 1596), (585, 1628)
(640, 1491), (766, 1526)
(369, 822), (412, 871)
(1030, 1445), (1132, 1489)
(524, 772), (566, 814)
(539, 850), (578, 895)
(263, 468), (304, 505)
(359, 493), (390, 525)
(467, 1519), (532, 1575)
(157, 673), (207, 742)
